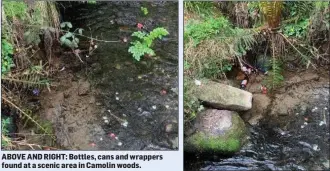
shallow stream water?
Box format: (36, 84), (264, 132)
(59, 1), (178, 150)
(185, 87), (329, 170)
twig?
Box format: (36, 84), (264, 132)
(107, 110), (125, 123)
(279, 33), (316, 69)
(2, 96), (56, 141)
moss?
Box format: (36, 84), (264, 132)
(190, 132), (241, 153)
(186, 112), (247, 154)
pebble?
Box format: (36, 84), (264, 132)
(104, 120), (109, 123)
(319, 121), (325, 126)
(100, 137), (103, 141)
(301, 125), (305, 128)
(165, 105), (169, 109)
(116, 97), (119, 100)
(118, 142), (122, 146)
(152, 105), (157, 110)
(102, 116), (108, 120)
(115, 92), (119, 95)
(194, 79), (201, 86)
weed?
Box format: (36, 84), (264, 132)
(1, 39), (15, 75)
(1, 117), (12, 148)
(263, 58), (284, 90)
(141, 7), (148, 16)
(128, 27), (169, 61)
(60, 22), (83, 49)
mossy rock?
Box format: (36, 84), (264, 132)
(185, 109), (248, 155)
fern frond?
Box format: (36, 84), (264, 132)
(2, 72), (50, 90)
(259, 1), (283, 29)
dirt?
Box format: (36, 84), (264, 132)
(38, 68), (102, 150)
(241, 66), (329, 125)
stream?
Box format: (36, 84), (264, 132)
(58, 1), (178, 150)
(185, 86), (329, 170)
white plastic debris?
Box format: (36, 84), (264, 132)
(121, 121), (128, 127)
(122, 114), (126, 117)
(324, 107), (328, 110)
(104, 119), (109, 123)
(138, 108), (142, 112)
(312, 107), (318, 112)
(319, 121), (325, 126)
(102, 116), (108, 120)
(118, 142), (122, 146)
(312, 144), (319, 151)
(94, 45), (98, 49)
(295, 113), (299, 115)
(301, 125), (305, 128)
(100, 137), (103, 141)
(115, 136), (118, 140)
(304, 122), (308, 125)
(115, 92), (119, 95)
(194, 79), (201, 86)
(115, 97), (119, 100)
(152, 105), (157, 110)
(165, 105), (169, 109)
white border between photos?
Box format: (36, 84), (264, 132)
(0, 1), (184, 171)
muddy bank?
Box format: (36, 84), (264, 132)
(37, 2), (178, 150)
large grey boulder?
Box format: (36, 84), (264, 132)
(185, 109), (248, 154)
(191, 79), (252, 111)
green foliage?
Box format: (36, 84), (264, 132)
(283, 19), (309, 38)
(3, 1), (28, 20)
(60, 22), (83, 48)
(1, 117), (11, 147)
(1, 39), (15, 75)
(185, 17), (232, 46)
(141, 7), (148, 16)
(202, 61), (232, 78)
(87, 1), (96, 4)
(185, 16), (256, 78)
(183, 78), (200, 121)
(184, 2), (215, 17)
(263, 58), (284, 90)
(128, 27), (169, 61)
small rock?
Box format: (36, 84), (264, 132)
(165, 124), (173, 133)
(118, 142), (122, 146)
(78, 80), (91, 96)
(96, 102), (102, 106)
(115, 64), (121, 70)
(152, 105), (157, 110)
(116, 97), (119, 100)
(89, 96), (96, 104)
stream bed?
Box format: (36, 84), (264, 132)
(56, 1), (178, 150)
(185, 85), (329, 170)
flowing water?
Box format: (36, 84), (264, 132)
(59, 2), (178, 150)
(185, 86), (329, 170)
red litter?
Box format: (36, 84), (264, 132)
(137, 23), (144, 29)
(160, 89), (167, 95)
(108, 133), (116, 139)
(89, 142), (96, 147)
